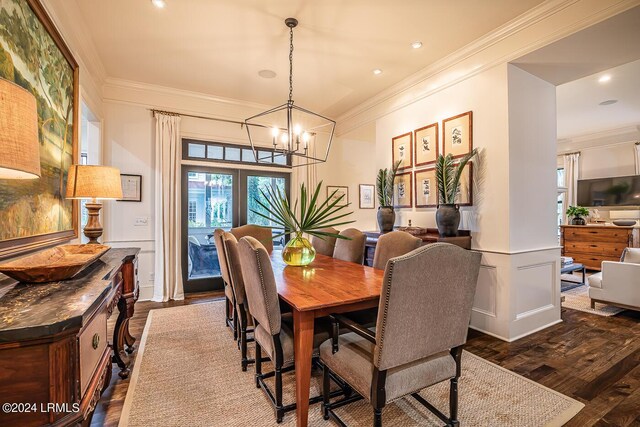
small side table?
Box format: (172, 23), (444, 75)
(561, 263), (586, 286)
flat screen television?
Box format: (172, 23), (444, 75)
(577, 174), (640, 207)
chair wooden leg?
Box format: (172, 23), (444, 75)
(255, 343), (262, 389)
(590, 299), (596, 309)
(240, 327), (249, 372)
(322, 363), (331, 420)
(275, 366), (284, 423)
(449, 376), (459, 427)
(373, 408), (382, 427)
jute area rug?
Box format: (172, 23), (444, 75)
(561, 284), (624, 317)
(120, 302), (584, 427)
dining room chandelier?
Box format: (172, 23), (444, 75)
(244, 18), (335, 167)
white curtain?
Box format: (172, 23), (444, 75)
(153, 112), (184, 302)
(635, 142), (640, 175)
(563, 153), (580, 224)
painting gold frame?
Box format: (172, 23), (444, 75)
(393, 172), (412, 208)
(392, 132), (413, 170)
(443, 111), (473, 159)
(414, 123), (439, 167)
(0, 0), (79, 259)
(414, 168), (438, 208)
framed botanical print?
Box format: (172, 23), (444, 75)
(0, 0), (79, 259)
(327, 185), (349, 207)
(443, 111), (473, 159)
(359, 184), (375, 209)
(414, 123), (439, 167)
(455, 162), (473, 206)
(393, 172), (412, 208)
(414, 168), (438, 208)
(392, 132), (413, 170)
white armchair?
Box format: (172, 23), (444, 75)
(588, 248), (640, 310)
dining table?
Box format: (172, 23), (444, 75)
(270, 253), (385, 427)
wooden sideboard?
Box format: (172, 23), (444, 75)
(364, 227), (472, 267)
(560, 225), (639, 270)
(0, 248), (140, 427)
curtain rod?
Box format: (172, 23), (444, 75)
(560, 151), (581, 156)
(149, 108), (274, 131)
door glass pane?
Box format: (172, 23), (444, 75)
(207, 145), (223, 159)
(247, 175), (286, 249)
(187, 172), (233, 279)
(225, 147), (241, 161)
(188, 143), (206, 158)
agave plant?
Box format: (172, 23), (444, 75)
(435, 149), (477, 204)
(250, 181), (354, 241)
(376, 160), (402, 207)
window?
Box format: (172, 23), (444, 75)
(183, 139), (291, 167)
(557, 168), (567, 238)
(188, 200), (197, 223)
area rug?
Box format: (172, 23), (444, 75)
(119, 302), (584, 427)
(561, 284), (624, 317)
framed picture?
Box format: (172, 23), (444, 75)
(359, 184), (375, 209)
(455, 162), (473, 206)
(327, 185), (349, 207)
(393, 172), (412, 208)
(119, 174), (142, 202)
(414, 123), (439, 167)
(443, 111), (473, 159)
(0, 0), (79, 259)
(414, 168), (438, 208)
(392, 132), (413, 170)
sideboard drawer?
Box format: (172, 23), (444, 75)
(563, 241), (627, 257)
(564, 227), (631, 243)
(79, 308), (107, 395)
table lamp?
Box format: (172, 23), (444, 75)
(66, 165), (123, 244)
(0, 79), (40, 179)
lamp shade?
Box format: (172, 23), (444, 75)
(0, 79), (40, 179)
(66, 165), (123, 200)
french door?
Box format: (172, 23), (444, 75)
(181, 166), (290, 293)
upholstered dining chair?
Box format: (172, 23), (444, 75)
(311, 227), (339, 256)
(212, 229), (237, 340)
(320, 243), (482, 427)
(333, 228), (366, 264)
(221, 231), (256, 371)
(238, 236), (345, 423)
(372, 230), (422, 270)
(231, 224), (274, 254)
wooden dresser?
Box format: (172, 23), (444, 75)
(560, 225), (639, 270)
(364, 228), (472, 267)
(0, 248), (139, 427)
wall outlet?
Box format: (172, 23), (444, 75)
(134, 217), (149, 226)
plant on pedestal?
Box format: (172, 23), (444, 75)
(435, 149), (477, 237)
(376, 160), (401, 232)
(251, 182), (354, 266)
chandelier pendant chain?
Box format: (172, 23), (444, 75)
(288, 26), (294, 104)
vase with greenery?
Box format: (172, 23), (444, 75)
(251, 182), (354, 266)
(566, 205), (589, 225)
(435, 149), (477, 237)
(376, 160), (401, 232)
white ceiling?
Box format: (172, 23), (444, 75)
(557, 58), (640, 140)
(69, 0), (544, 117)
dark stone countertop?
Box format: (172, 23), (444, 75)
(0, 248), (139, 343)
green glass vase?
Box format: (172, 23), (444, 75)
(282, 233), (316, 266)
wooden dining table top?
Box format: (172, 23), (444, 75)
(270, 253), (384, 312)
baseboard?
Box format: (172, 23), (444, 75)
(138, 285), (154, 301)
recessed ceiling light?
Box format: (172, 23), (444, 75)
(258, 69), (277, 79)
(598, 74), (611, 83)
(373, 69), (383, 75)
(411, 41), (423, 49)
(599, 99), (618, 106)
(151, 0), (166, 9)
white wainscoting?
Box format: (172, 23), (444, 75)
(103, 239), (155, 301)
(470, 247), (561, 342)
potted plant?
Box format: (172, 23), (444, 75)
(566, 205), (589, 225)
(251, 181), (354, 266)
(376, 160), (401, 232)
(435, 149), (477, 237)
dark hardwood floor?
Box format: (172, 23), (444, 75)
(93, 292), (640, 426)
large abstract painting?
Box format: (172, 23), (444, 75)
(0, 0), (78, 258)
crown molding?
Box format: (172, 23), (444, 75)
(557, 124), (640, 151)
(335, 0), (640, 136)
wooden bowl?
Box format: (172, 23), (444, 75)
(0, 244), (110, 283)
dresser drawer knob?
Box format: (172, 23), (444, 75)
(92, 333), (100, 350)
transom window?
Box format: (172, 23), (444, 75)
(183, 139), (290, 167)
